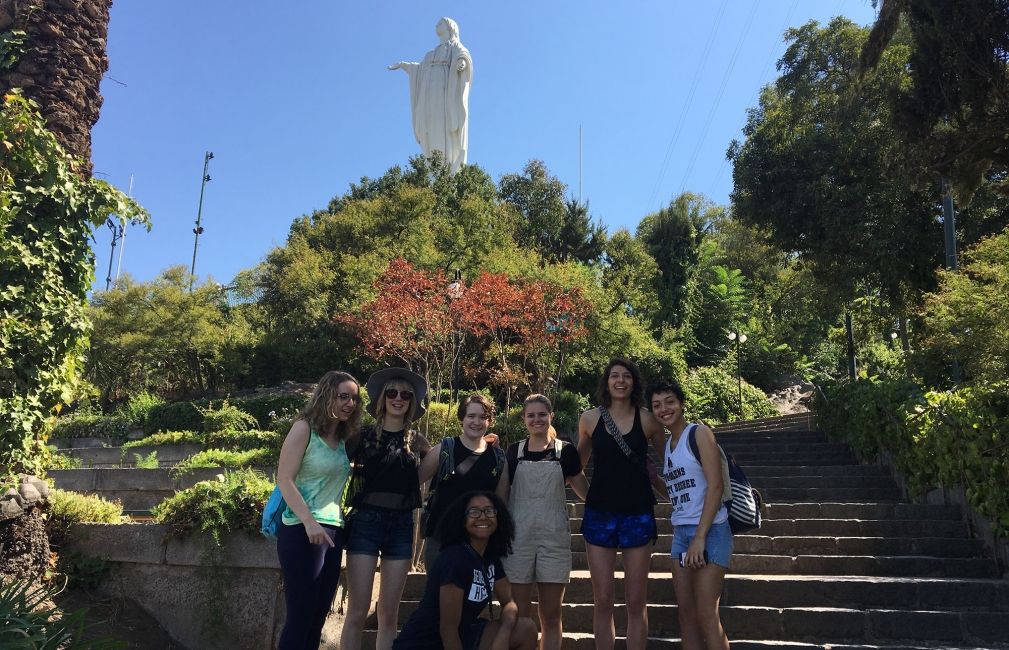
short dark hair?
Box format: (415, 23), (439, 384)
(435, 491), (515, 561)
(595, 357), (644, 408)
(645, 378), (686, 407)
(457, 393), (495, 424)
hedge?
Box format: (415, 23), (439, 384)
(816, 378), (1009, 537)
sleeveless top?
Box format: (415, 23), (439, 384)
(282, 430), (352, 527)
(585, 409), (655, 515)
(664, 424), (728, 526)
(354, 427), (422, 511)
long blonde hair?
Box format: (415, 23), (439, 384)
(300, 370), (362, 441)
(372, 379), (419, 455)
(523, 393), (557, 440)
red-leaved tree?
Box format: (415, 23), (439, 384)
(337, 259), (453, 390)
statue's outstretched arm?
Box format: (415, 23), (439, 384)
(388, 61), (419, 72)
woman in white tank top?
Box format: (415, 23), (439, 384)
(647, 379), (731, 650)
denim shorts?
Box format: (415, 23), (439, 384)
(670, 520), (733, 569)
(581, 505), (657, 549)
(345, 507), (415, 560)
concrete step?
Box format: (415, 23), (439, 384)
(727, 452), (857, 465)
(562, 517), (970, 538)
(564, 535), (984, 558)
(399, 572), (1009, 611)
(565, 502), (964, 521)
(757, 487), (903, 502)
(48, 467), (275, 511)
(714, 432), (827, 444)
(63, 444), (202, 468)
(747, 475), (897, 489)
(743, 464), (890, 477)
(382, 601), (1009, 645)
(562, 552), (997, 577)
(720, 442), (852, 455)
(364, 630), (997, 650)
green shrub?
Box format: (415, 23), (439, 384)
(144, 401), (203, 434)
(200, 401), (259, 433)
(416, 402), (458, 446)
(118, 391), (164, 430)
(152, 469), (273, 543)
(492, 405), (527, 446)
(132, 451), (159, 469)
(204, 429), (282, 454)
(231, 394), (306, 429)
(45, 448), (82, 470)
(684, 365), (777, 425)
(0, 576), (120, 649)
(171, 448), (274, 477)
(47, 488), (123, 547)
(120, 431), (204, 452)
(551, 390), (591, 438)
(817, 378), (1009, 537)
(50, 412), (134, 440)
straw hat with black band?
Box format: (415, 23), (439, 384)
(365, 367), (428, 421)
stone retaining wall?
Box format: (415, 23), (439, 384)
(66, 523), (352, 649)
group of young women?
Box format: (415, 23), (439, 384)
(274, 358), (731, 650)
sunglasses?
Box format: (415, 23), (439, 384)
(384, 389), (414, 401)
(466, 506), (498, 519)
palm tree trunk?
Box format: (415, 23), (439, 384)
(0, 0), (112, 177)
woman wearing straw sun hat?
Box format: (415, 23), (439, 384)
(341, 367), (432, 650)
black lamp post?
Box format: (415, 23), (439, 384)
(728, 331), (747, 419)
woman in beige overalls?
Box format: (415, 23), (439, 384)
(497, 394), (589, 650)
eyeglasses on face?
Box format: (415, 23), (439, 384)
(384, 389), (414, 401)
(336, 393), (360, 403)
(466, 506), (498, 519)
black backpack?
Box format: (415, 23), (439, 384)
(423, 436), (506, 518)
(686, 424), (762, 534)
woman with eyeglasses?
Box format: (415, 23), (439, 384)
(393, 491), (537, 650)
(495, 394), (588, 650)
(275, 370), (362, 649)
(341, 368), (433, 650)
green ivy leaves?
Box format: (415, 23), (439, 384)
(1, 93), (150, 475)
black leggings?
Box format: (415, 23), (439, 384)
(276, 522), (344, 650)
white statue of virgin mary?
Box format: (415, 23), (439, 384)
(389, 17), (472, 174)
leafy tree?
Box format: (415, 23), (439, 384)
(599, 229), (658, 317)
(637, 193), (716, 328)
(861, 0), (1009, 203)
(499, 160), (605, 264)
(729, 18), (941, 316)
(683, 240), (748, 366)
(919, 227), (1009, 385)
(1, 94), (148, 473)
(558, 199), (607, 265)
(88, 268), (240, 399)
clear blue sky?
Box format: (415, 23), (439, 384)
(89, 1), (877, 290)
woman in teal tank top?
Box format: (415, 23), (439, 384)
(276, 370), (362, 650)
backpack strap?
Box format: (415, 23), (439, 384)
(438, 436), (456, 480)
(686, 424), (701, 463)
(491, 445), (506, 478)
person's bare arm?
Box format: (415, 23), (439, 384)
(576, 409), (597, 469)
(277, 420), (333, 547)
(438, 584), (466, 650)
(685, 424), (726, 568)
(489, 577), (519, 650)
(641, 409), (670, 499)
(418, 441), (443, 485)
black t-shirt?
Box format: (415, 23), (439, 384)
(395, 543), (504, 645)
(425, 437), (503, 536)
(505, 438), (581, 480)
(354, 427), (422, 510)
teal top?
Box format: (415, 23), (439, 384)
(282, 430), (352, 527)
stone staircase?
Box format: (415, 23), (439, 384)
(363, 412), (1009, 649)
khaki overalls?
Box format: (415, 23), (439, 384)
(502, 439), (572, 584)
